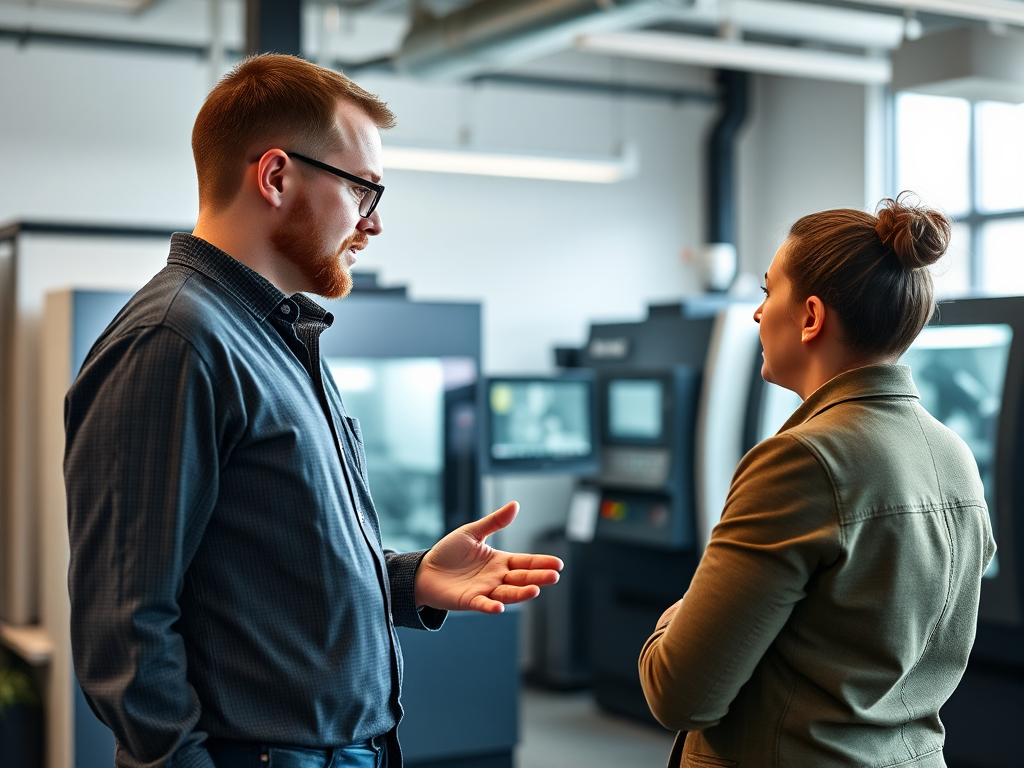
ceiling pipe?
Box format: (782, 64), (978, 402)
(394, 0), (693, 80)
(703, 69), (748, 292)
(247, 0), (301, 55)
(708, 69), (747, 251)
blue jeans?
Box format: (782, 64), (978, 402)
(207, 737), (386, 768)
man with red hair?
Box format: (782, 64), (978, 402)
(64, 54), (562, 768)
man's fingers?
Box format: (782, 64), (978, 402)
(503, 569), (561, 587)
(506, 553), (564, 572)
(488, 584), (541, 605)
(461, 501), (519, 541)
(468, 594), (506, 613)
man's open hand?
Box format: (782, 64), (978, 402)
(414, 501), (564, 614)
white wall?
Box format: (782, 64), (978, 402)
(1, 43), (205, 225)
(736, 74), (870, 277)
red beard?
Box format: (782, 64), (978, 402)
(270, 186), (366, 300)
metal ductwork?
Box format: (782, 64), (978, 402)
(702, 69), (749, 292)
(707, 69), (748, 250)
(395, 0), (694, 80)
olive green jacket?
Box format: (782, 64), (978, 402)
(639, 365), (996, 768)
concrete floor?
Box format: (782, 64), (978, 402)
(516, 686), (676, 768)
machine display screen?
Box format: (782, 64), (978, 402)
(900, 323), (1013, 578)
(608, 379), (664, 440)
(488, 379), (593, 461)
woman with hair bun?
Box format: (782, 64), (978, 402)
(640, 195), (996, 768)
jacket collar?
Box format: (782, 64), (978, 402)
(779, 364), (920, 433)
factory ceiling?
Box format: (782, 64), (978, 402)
(0, 0), (1022, 92)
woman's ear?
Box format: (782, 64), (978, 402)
(800, 296), (826, 344)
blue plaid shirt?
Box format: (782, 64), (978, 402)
(65, 234), (444, 768)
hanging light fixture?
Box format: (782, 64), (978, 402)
(381, 144), (639, 183)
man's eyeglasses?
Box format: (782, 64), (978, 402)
(287, 152), (384, 219)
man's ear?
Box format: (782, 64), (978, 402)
(256, 149), (289, 208)
(801, 296), (826, 344)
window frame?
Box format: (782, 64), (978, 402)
(892, 92), (1024, 295)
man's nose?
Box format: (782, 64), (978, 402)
(359, 210), (383, 236)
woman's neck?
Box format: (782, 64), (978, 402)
(795, 353), (898, 400)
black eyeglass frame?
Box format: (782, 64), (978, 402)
(287, 151), (384, 218)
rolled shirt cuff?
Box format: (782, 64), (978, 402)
(386, 549), (447, 631)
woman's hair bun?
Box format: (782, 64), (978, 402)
(874, 193), (952, 270)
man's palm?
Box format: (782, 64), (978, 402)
(414, 502), (563, 614)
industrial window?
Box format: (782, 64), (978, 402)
(896, 92), (1024, 299)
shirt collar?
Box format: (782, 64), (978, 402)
(779, 364), (920, 433)
(167, 233), (333, 327)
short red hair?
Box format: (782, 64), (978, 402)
(192, 54), (396, 212)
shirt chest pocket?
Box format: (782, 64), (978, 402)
(345, 415), (368, 478)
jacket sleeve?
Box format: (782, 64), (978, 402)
(65, 326), (220, 768)
(638, 433), (841, 732)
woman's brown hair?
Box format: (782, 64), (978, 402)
(785, 193), (952, 359)
(192, 54), (396, 213)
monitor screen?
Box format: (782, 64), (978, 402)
(901, 323), (1014, 579)
(608, 379), (664, 440)
(486, 377), (596, 471)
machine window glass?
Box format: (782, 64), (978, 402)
(326, 357), (448, 553)
(756, 383), (803, 445)
(900, 324), (1013, 578)
(608, 379), (663, 440)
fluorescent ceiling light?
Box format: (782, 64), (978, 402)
(577, 31), (892, 85)
(381, 145), (639, 183)
(843, 0), (1024, 26)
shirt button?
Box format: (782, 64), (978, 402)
(280, 304), (291, 315)
(359, 511), (365, 524)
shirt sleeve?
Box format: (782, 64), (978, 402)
(65, 325), (221, 768)
(638, 433), (841, 732)
(385, 550), (447, 630)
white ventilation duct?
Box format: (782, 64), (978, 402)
(892, 25), (1024, 103)
(395, 0), (694, 80)
(844, 0), (1024, 27)
(393, 0), (908, 82)
(577, 31), (893, 84)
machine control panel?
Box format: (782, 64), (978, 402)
(595, 491), (675, 548)
(599, 447), (671, 488)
